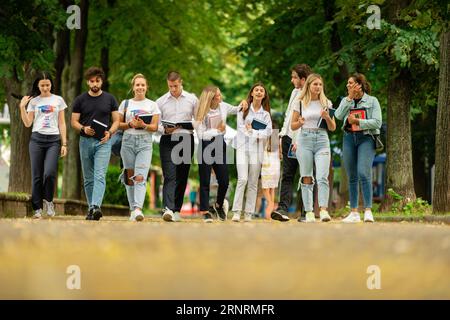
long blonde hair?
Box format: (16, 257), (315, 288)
(299, 74), (330, 110)
(195, 85), (218, 121)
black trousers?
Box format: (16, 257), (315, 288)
(160, 133), (194, 212)
(279, 135), (303, 213)
(197, 137), (229, 211)
(29, 132), (60, 210)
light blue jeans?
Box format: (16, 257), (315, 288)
(342, 132), (375, 209)
(79, 136), (112, 208)
(296, 129), (331, 212)
(120, 133), (153, 210)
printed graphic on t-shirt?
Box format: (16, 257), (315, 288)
(129, 109), (150, 118)
(37, 105), (56, 129)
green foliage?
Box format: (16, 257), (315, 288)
(104, 165), (128, 206)
(387, 188), (431, 215)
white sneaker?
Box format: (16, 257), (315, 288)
(244, 212), (252, 222)
(364, 210), (374, 223)
(129, 210), (136, 221)
(43, 200), (56, 217)
(173, 211), (182, 222)
(232, 212), (241, 222)
(320, 210), (331, 222)
(305, 212), (316, 223)
(342, 212), (361, 223)
(33, 209), (42, 219)
(162, 208), (174, 222)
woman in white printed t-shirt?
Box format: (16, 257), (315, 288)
(19, 72), (68, 219)
(231, 82), (273, 222)
(117, 74), (161, 222)
(290, 74), (336, 223)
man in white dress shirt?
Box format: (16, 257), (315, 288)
(271, 64), (312, 222)
(156, 71), (198, 222)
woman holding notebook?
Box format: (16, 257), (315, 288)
(117, 73), (160, 222)
(194, 85), (244, 223)
(231, 82), (273, 222)
(290, 74), (336, 223)
(334, 73), (382, 223)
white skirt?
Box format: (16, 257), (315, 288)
(261, 151), (280, 189)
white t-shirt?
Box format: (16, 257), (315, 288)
(118, 98), (161, 135)
(293, 99), (332, 129)
(27, 94), (67, 135)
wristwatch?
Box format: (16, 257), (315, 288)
(80, 126), (85, 134)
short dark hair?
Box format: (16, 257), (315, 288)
(31, 71), (54, 96)
(167, 71), (181, 81)
(84, 67), (105, 81)
(292, 64), (312, 80)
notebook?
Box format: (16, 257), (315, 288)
(91, 119), (108, 140)
(251, 118), (268, 130)
(317, 108), (336, 129)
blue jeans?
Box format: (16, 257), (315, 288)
(120, 133), (153, 210)
(296, 129), (330, 212)
(79, 136), (112, 208)
(342, 132), (375, 209)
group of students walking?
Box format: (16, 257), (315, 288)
(19, 63), (382, 223)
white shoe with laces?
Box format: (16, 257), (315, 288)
(33, 209), (42, 219)
(43, 200), (56, 217)
(319, 210), (331, 222)
(129, 210), (136, 221)
(342, 212), (361, 223)
(232, 212), (241, 222)
(305, 212), (316, 223)
(162, 208), (174, 222)
(364, 210), (374, 223)
(244, 212), (252, 222)
(134, 209), (144, 222)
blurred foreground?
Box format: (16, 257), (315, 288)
(0, 216), (449, 299)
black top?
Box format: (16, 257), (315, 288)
(72, 92), (119, 137)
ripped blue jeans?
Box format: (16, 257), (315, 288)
(120, 133), (153, 210)
(296, 129), (331, 212)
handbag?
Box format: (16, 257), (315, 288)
(370, 132), (384, 152)
(111, 99), (129, 157)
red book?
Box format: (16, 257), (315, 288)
(349, 108), (367, 131)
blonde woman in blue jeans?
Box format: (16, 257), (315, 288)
(290, 74), (336, 222)
(334, 73), (381, 223)
(118, 74), (160, 221)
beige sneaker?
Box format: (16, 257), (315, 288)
(320, 210), (331, 222)
(232, 212), (241, 222)
(305, 212), (316, 223)
(364, 210), (374, 223)
(342, 212), (361, 223)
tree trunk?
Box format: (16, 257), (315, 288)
(4, 67), (34, 193)
(382, 69), (416, 210)
(433, 30), (450, 213)
(62, 0), (89, 200)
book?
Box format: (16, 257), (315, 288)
(251, 118), (267, 130)
(208, 114), (222, 129)
(287, 144), (297, 159)
(349, 108), (367, 131)
(91, 119), (108, 140)
(161, 120), (194, 130)
(137, 114), (153, 124)
(317, 108), (336, 130)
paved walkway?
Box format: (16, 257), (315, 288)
(0, 216), (449, 299)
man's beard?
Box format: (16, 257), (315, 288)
(91, 86), (100, 93)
